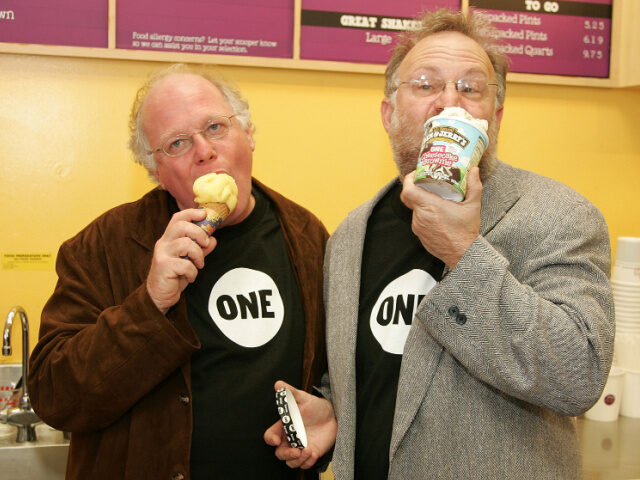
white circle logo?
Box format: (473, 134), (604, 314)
(370, 269), (437, 354)
(209, 267), (284, 347)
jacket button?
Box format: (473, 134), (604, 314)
(448, 306), (459, 317)
(172, 473), (185, 480)
(178, 393), (190, 405)
(456, 313), (467, 325)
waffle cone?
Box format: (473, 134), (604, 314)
(203, 202), (230, 221)
(194, 202), (231, 236)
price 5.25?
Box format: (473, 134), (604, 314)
(584, 20), (606, 30)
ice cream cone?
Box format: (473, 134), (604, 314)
(192, 172), (238, 235)
(195, 202), (230, 235)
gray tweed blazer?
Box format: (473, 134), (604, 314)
(323, 160), (614, 479)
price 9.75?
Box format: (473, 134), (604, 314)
(583, 50), (603, 60)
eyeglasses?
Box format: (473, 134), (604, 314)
(397, 75), (498, 101)
(150, 115), (236, 157)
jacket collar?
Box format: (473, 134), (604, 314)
(480, 160), (521, 236)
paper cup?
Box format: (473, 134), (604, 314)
(614, 333), (640, 370)
(613, 294), (640, 305)
(414, 113), (488, 202)
(614, 298), (640, 308)
(615, 237), (640, 264)
(617, 316), (640, 325)
(612, 264), (640, 283)
(617, 321), (640, 328)
(613, 292), (640, 301)
(275, 387), (307, 449)
(621, 369), (640, 418)
(615, 315), (640, 325)
(615, 310), (640, 318)
(584, 367), (625, 421)
(614, 300), (640, 309)
(617, 326), (640, 335)
(611, 279), (640, 291)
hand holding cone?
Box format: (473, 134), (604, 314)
(196, 202), (230, 235)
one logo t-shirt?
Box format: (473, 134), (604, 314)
(184, 187), (304, 480)
(355, 181), (444, 480)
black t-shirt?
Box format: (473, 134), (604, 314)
(354, 181), (444, 480)
(184, 187), (304, 480)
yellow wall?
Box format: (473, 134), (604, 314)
(1, 53), (639, 364)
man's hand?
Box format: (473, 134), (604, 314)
(400, 167), (483, 268)
(264, 380), (337, 470)
(147, 209), (217, 314)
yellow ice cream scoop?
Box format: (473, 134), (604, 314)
(192, 173), (238, 235)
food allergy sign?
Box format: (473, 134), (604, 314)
(0, 0), (107, 47)
(301, 0), (461, 64)
(470, 0), (612, 77)
(1, 253), (54, 271)
(116, 0), (293, 58)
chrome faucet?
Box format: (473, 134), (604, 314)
(1, 306), (41, 442)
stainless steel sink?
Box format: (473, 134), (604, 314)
(0, 364), (69, 479)
(0, 424), (69, 479)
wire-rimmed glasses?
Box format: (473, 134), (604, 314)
(149, 114), (237, 157)
(397, 75), (498, 101)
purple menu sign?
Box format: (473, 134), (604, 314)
(116, 0), (292, 58)
(301, 0), (461, 64)
(470, 0), (611, 77)
(0, 0), (107, 47)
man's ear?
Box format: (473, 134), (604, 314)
(381, 97), (394, 133)
(245, 127), (255, 151)
(495, 105), (504, 130)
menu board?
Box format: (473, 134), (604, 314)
(0, 0), (107, 47)
(470, 0), (612, 77)
(300, 0), (461, 64)
(116, 0), (293, 58)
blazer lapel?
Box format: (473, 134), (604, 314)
(330, 181), (396, 477)
(329, 211), (362, 476)
(479, 161), (520, 236)
(389, 325), (443, 459)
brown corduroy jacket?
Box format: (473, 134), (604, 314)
(28, 179), (328, 480)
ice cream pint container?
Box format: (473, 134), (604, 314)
(414, 107), (489, 202)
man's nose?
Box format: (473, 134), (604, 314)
(434, 82), (461, 109)
(192, 133), (216, 163)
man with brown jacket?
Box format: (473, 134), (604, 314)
(28, 64), (332, 480)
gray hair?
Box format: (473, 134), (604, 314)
(384, 8), (509, 108)
(128, 63), (255, 178)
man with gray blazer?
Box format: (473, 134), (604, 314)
(265, 9), (614, 479)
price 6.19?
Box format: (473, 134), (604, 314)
(524, 0), (559, 12)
